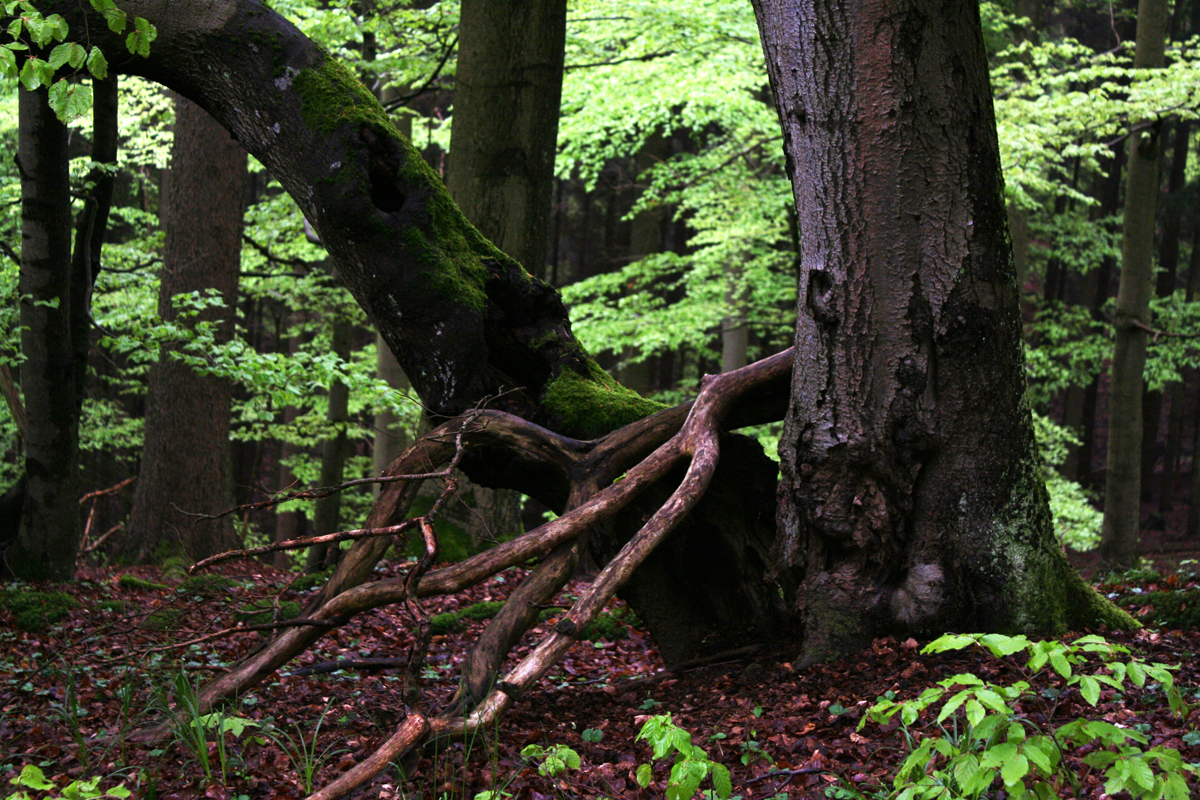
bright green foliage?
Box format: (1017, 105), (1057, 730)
(635, 714), (733, 800)
(520, 743), (582, 777)
(559, 1), (794, 380)
(861, 633), (1197, 800)
(5, 765), (133, 800)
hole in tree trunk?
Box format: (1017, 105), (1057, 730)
(369, 169), (406, 213)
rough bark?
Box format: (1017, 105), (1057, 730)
(752, 0), (1128, 662)
(124, 95), (245, 562)
(9, 87), (79, 580)
(1100, 0), (1169, 568)
(442, 0), (569, 562)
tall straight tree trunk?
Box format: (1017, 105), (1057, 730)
(125, 96), (246, 563)
(372, 335), (410, 492)
(446, 0), (567, 279)
(753, 0), (1119, 662)
(1100, 0), (1169, 568)
(9, 87), (79, 580)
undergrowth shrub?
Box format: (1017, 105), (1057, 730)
(857, 633), (1198, 800)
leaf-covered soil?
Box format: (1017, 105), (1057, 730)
(2, 550), (1200, 800)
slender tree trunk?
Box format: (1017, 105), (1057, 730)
(306, 318), (353, 570)
(1073, 147), (1125, 485)
(1157, 120), (1191, 516)
(9, 87), (79, 580)
(125, 96), (246, 563)
(753, 0), (1122, 662)
(274, 403), (302, 570)
(1100, 0), (1169, 568)
(70, 74), (119, 420)
(372, 335), (410, 491)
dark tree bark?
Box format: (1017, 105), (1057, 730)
(752, 0), (1121, 662)
(124, 95), (246, 562)
(9, 87), (79, 580)
(1100, 0), (1169, 569)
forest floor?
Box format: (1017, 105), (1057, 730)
(3, 542), (1200, 800)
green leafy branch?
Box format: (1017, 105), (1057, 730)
(2, 0), (157, 122)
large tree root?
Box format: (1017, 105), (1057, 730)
(137, 350), (793, 798)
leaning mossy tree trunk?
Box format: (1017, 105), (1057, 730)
(752, 0), (1134, 664)
(39, 0), (785, 663)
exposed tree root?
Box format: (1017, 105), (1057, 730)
(137, 350), (793, 799)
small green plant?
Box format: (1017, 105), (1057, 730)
(0, 589), (78, 631)
(261, 700), (347, 793)
(582, 727), (605, 743)
(54, 670), (91, 770)
(639, 694), (663, 710)
(635, 714), (733, 800)
(520, 743), (582, 777)
(161, 671), (259, 785)
(861, 633), (1198, 800)
(5, 765), (133, 800)
(739, 728), (772, 767)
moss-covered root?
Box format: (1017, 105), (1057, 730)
(1060, 558), (1140, 632)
